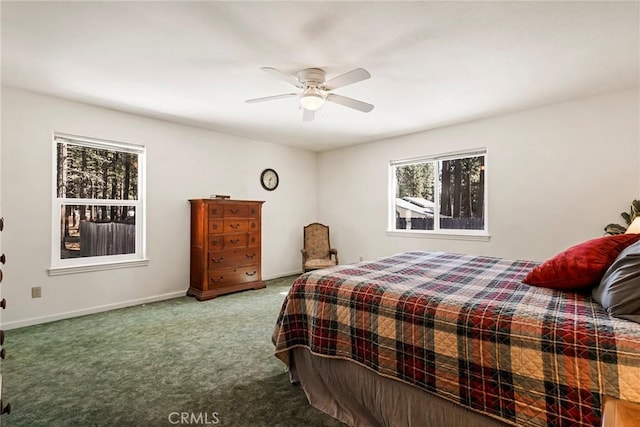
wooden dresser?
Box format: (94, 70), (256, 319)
(188, 198), (265, 300)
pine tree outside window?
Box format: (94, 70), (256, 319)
(389, 149), (488, 237)
(50, 133), (147, 274)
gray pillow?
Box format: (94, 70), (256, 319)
(592, 240), (640, 323)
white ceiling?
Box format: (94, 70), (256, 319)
(2, 1), (639, 151)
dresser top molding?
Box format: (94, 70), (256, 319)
(189, 199), (265, 204)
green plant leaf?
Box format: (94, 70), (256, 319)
(604, 223), (627, 235)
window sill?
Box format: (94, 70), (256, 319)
(48, 259), (149, 276)
(386, 230), (491, 242)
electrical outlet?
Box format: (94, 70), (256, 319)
(31, 286), (42, 298)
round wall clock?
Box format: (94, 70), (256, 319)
(260, 168), (279, 191)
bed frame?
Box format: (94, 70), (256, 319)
(273, 251), (640, 427)
(290, 347), (509, 427)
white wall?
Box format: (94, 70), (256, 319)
(1, 86), (317, 329)
(318, 89), (640, 264)
(3, 86), (638, 329)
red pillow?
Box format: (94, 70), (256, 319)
(523, 234), (640, 290)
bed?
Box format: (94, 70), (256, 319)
(272, 250), (640, 427)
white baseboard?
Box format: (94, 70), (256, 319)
(3, 290), (187, 330)
(4, 272), (303, 330)
(263, 270), (302, 281)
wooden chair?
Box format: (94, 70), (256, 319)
(301, 223), (339, 272)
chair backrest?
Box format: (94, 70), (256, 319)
(304, 223), (331, 260)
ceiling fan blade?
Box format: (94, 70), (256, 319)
(326, 94), (374, 113)
(261, 67), (304, 89)
(323, 68), (371, 90)
(302, 108), (315, 122)
(245, 93), (297, 104)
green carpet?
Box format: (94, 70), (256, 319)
(3, 276), (345, 427)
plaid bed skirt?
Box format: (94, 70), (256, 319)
(272, 251), (640, 426)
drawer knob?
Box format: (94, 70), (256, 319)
(246, 253), (255, 259)
(230, 209), (240, 214)
(212, 224), (218, 230)
(0, 298), (6, 309)
(230, 223), (240, 229)
(211, 257), (224, 263)
(1, 401), (10, 415)
(211, 276), (224, 282)
(0, 254), (5, 264)
(230, 239), (240, 244)
(246, 271), (257, 277)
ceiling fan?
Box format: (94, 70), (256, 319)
(246, 67), (374, 121)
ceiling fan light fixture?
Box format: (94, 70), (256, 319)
(299, 87), (325, 111)
(247, 67), (373, 120)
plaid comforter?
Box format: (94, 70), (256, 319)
(272, 251), (640, 427)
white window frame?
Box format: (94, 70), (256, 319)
(387, 148), (490, 241)
(49, 133), (147, 275)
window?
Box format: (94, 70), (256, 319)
(389, 149), (487, 237)
(51, 133), (146, 274)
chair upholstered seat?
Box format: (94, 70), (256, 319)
(304, 258), (337, 269)
(301, 223), (339, 272)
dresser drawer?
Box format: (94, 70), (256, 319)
(224, 219), (248, 233)
(208, 235), (224, 251)
(208, 233), (248, 251)
(208, 265), (260, 288)
(248, 219), (260, 232)
(208, 204), (223, 218)
(223, 233), (247, 248)
(247, 205), (260, 218)
(224, 204), (249, 217)
(208, 248), (260, 269)
(208, 220), (223, 234)
(248, 232), (261, 248)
